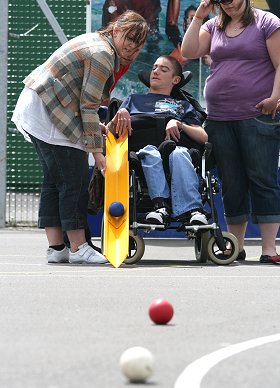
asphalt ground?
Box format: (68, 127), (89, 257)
(0, 228), (280, 388)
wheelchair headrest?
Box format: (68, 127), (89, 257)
(138, 70), (193, 91)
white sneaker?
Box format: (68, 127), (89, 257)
(69, 243), (108, 264)
(47, 246), (69, 263)
(190, 211), (208, 225)
(145, 207), (170, 225)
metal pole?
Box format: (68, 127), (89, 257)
(86, 0), (92, 33)
(198, 57), (202, 105)
(0, 0), (8, 228)
(36, 0), (68, 44)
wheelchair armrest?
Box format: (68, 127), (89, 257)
(129, 151), (145, 178)
(204, 142), (216, 170)
(188, 148), (202, 168)
(204, 142), (212, 159)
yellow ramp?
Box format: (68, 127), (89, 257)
(103, 131), (129, 267)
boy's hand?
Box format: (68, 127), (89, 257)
(165, 119), (181, 142)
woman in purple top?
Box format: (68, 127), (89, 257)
(181, 0), (280, 264)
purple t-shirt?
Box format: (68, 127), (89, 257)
(202, 9), (280, 120)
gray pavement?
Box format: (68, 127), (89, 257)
(0, 228), (280, 388)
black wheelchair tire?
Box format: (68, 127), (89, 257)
(124, 231), (145, 265)
(194, 231), (210, 263)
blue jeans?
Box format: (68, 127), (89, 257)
(30, 135), (89, 231)
(136, 145), (202, 216)
(204, 117), (280, 224)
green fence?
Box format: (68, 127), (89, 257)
(6, 0), (86, 225)
(7, 0), (86, 194)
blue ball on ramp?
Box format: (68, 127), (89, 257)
(109, 201), (125, 217)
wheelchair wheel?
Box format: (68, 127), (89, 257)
(101, 219), (145, 265)
(207, 232), (239, 265)
(124, 231), (145, 265)
(194, 231), (210, 263)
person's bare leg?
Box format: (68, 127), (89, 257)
(259, 223), (280, 256)
(46, 228), (102, 255)
(66, 229), (87, 253)
(45, 226), (64, 246)
(228, 222), (248, 252)
(166, 0), (180, 26)
(45, 228), (87, 252)
(45, 226), (69, 263)
(165, 0), (181, 46)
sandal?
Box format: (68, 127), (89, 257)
(259, 254), (280, 264)
(236, 249), (246, 261)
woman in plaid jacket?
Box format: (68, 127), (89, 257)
(12, 11), (148, 265)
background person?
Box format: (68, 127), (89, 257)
(170, 4), (211, 68)
(181, 0), (280, 263)
(102, 0), (183, 47)
(169, 4), (211, 103)
(107, 55), (208, 226)
(12, 11), (148, 265)
(102, 0), (161, 45)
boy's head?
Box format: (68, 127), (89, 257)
(149, 55), (183, 95)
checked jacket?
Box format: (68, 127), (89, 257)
(23, 33), (119, 153)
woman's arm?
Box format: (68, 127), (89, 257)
(181, 0), (212, 59)
(256, 29), (280, 117)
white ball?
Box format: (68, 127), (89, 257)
(119, 346), (154, 382)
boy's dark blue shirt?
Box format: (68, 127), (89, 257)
(120, 93), (202, 126)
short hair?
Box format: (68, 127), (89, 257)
(157, 55), (183, 79)
(99, 10), (148, 48)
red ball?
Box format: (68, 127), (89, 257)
(148, 299), (174, 325)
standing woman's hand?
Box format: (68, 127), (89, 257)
(100, 122), (108, 137)
(93, 152), (106, 176)
(256, 97), (279, 118)
(181, 0), (212, 59)
(195, 0), (213, 20)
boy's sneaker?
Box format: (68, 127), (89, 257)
(69, 243), (108, 264)
(145, 207), (170, 225)
(47, 246), (69, 263)
(190, 210), (208, 225)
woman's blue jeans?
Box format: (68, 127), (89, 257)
(204, 117), (280, 224)
(30, 135), (89, 231)
(137, 145), (202, 216)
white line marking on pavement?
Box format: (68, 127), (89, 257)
(174, 333), (280, 388)
(1, 270), (280, 278)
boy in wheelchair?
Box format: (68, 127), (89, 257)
(107, 55), (208, 226)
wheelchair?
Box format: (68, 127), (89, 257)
(101, 70), (239, 266)
(124, 140), (239, 265)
